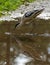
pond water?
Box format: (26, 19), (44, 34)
(0, 17), (50, 65)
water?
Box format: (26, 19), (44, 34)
(14, 53), (33, 65)
(0, 7), (50, 65)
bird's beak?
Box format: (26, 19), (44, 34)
(32, 8), (44, 18)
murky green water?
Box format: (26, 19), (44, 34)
(0, 19), (50, 65)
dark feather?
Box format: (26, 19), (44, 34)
(15, 23), (20, 28)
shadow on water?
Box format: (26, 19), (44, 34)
(0, 18), (50, 65)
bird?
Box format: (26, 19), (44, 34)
(24, 9), (43, 18)
(15, 8), (44, 28)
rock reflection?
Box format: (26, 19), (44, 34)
(48, 58), (50, 63)
(39, 33), (50, 37)
(40, 52), (46, 62)
(10, 47), (14, 52)
(4, 32), (11, 35)
(0, 61), (7, 65)
(21, 33), (37, 36)
(47, 44), (50, 54)
(47, 43), (50, 63)
(13, 53), (33, 65)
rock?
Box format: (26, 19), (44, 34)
(1, 0), (50, 21)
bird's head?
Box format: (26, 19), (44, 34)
(24, 8), (44, 18)
(15, 8), (44, 28)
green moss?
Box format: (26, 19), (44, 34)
(0, 0), (35, 17)
(0, 0), (35, 11)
